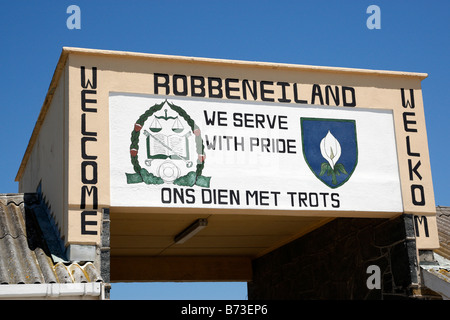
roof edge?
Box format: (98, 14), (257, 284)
(62, 46), (429, 79)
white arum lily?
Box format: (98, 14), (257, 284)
(320, 131), (341, 169)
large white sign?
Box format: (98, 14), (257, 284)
(109, 93), (403, 214)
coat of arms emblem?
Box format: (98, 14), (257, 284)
(126, 100), (211, 187)
(301, 117), (358, 188)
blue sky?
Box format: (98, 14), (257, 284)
(0, 1), (448, 300)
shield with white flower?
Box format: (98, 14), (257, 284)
(301, 118), (358, 188)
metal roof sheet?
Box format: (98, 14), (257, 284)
(0, 193), (102, 285)
(436, 206), (450, 260)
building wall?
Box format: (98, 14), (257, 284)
(18, 65), (68, 241)
(248, 215), (419, 299)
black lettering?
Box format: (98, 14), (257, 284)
(173, 188), (185, 203)
(401, 88), (415, 109)
(255, 114), (265, 129)
(411, 184), (425, 206)
(205, 135), (218, 150)
(191, 76), (206, 97)
(246, 190), (258, 205)
(185, 188), (195, 204)
(298, 192), (308, 207)
(81, 113), (97, 136)
(234, 136), (245, 151)
(217, 189), (228, 205)
(403, 112), (417, 132)
(173, 74), (188, 96)
(271, 191), (280, 206)
(217, 112), (227, 126)
(80, 66), (99, 237)
(259, 191), (270, 206)
(173, 188), (184, 203)
(309, 193), (319, 207)
(81, 66), (97, 89)
(161, 187), (171, 203)
(81, 89), (97, 112)
(154, 73), (170, 95)
(260, 138), (270, 152)
(414, 215), (429, 237)
(277, 82), (291, 103)
(275, 139), (285, 153)
(80, 186), (98, 209)
(201, 189), (212, 204)
(288, 192), (339, 208)
(331, 193), (340, 208)
(320, 192), (329, 207)
(266, 115), (276, 129)
(204, 110), (227, 126)
(342, 86), (356, 107)
(200, 189), (240, 205)
(203, 110), (215, 126)
(279, 116), (288, 130)
(408, 159), (422, 181)
(242, 79), (257, 100)
(233, 113), (243, 127)
(244, 113), (254, 128)
(293, 83), (308, 104)
(81, 211), (98, 235)
(260, 81), (275, 102)
(225, 78), (240, 99)
(406, 136), (420, 157)
(81, 161), (98, 184)
(325, 85), (340, 106)
(311, 84), (324, 105)
(208, 77), (223, 98)
(230, 190), (240, 205)
(287, 191), (296, 206)
(81, 137), (97, 160)
(287, 139), (296, 153)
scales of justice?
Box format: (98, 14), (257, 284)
(142, 109), (194, 183)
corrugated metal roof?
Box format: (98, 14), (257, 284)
(419, 206), (450, 299)
(0, 193), (102, 285)
(436, 206), (450, 260)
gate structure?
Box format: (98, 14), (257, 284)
(15, 48), (439, 299)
